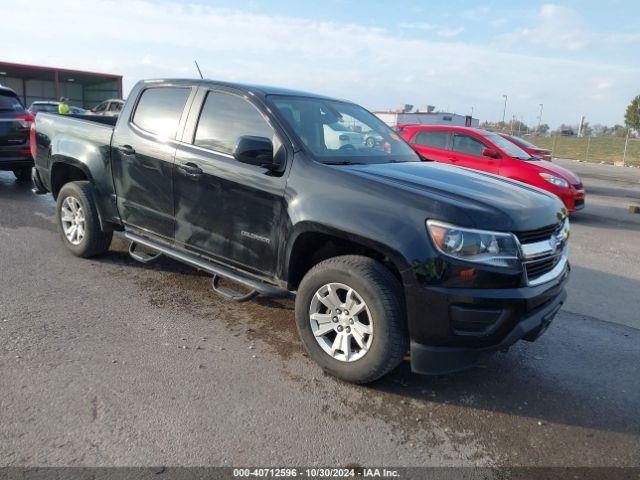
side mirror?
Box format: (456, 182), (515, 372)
(482, 147), (499, 159)
(233, 135), (275, 169)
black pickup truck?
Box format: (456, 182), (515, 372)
(32, 79), (570, 383)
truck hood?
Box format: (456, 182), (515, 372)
(344, 161), (565, 231)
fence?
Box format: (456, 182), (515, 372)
(486, 127), (640, 167)
(531, 135), (640, 167)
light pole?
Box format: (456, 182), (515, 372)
(502, 95), (507, 125)
(538, 103), (544, 132)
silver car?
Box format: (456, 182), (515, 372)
(88, 99), (124, 116)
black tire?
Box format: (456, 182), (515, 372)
(12, 167), (32, 182)
(56, 181), (112, 258)
(295, 255), (408, 384)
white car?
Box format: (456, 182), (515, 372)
(88, 99), (125, 117)
(323, 123), (364, 150)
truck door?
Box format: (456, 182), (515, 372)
(450, 133), (500, 174)
(173, 88), (287, 277)
(111, 85), (193, 240)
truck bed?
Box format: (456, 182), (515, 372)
(33, 112), (120, 226)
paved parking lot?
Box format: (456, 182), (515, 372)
(0, 159), (639, 467)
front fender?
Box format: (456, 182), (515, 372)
(284, 220), (414, 281)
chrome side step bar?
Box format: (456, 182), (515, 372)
(211, 274), (259, 303)
(128, 241), (163, 264)
(124, 232), (291, 301)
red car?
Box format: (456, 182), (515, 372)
(399, 125), (585, 212)
(499, 133), (552, 161)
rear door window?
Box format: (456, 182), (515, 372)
(193, 90), (274, 155)
(132, 87), (190, 138)
(452, 133), (486, 157)
(412, 130), (450, 150)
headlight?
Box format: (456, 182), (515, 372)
(539, 172), (568, 188)
(426, 220), (520, 268)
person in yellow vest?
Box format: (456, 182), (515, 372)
(58, 97), (70, 115)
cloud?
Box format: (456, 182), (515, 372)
(398, 22), (435, 31)
(437, 27), (464, 38)
(398, 22), (464, 37)
(0, 0), (636, 126)
(605, 32), (640, 45)
(498, 4), (588, 51)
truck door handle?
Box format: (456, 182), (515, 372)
(118, 144), (136, 155)
(179, 162), (203, 176)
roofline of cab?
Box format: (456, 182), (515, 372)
(139, 78), (349, 103)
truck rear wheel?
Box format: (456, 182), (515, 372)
(56, 181), (112, 258)
(295, 255), (408, 384)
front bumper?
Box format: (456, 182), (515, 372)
(557, 188), (585, 212)
(411, 287), (566, 374)
(564, 193), (585, 212)
(407, 264), (569, 375)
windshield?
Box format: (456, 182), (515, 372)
(506, 134), (539, 150)
(269, 95), (420, 164)
(484, 132), (533, 160)
(31, 104), (59, 113)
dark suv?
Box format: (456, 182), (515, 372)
(0, 86), (34, 181)
(32, 79), (570, 383)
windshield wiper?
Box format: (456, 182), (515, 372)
(322, 161), (365, 165)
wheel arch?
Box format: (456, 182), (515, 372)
(49, 158), (116, 232)
(49, 157), (94, 199)
(284, 222), (412, 292)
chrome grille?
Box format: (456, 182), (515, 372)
(518, 219), (569, 286)
(514, 223), (561, 244)
(525, 255), (561, 280)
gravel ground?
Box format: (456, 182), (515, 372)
(0, 162), (638, 468)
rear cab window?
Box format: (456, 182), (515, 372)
(32, 104), (59, 113)
(132, 87), (191, 139)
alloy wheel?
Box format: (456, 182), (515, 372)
(60, 196), (86, 245)
(309, 282), (373, 362)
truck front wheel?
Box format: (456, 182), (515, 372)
(56, 181), (112, 258)
(295, 255), (408, 384)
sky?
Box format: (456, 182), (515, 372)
(1, 0), (639, 127)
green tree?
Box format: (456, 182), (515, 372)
(624, 95), (640, 131)
(611, 124), (627, 137)
(591, 124), (608, 137)
(536, 123), (549, 134)
(510, 120), (529, 134)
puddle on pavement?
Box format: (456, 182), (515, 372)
(101, 237), (494, 464)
